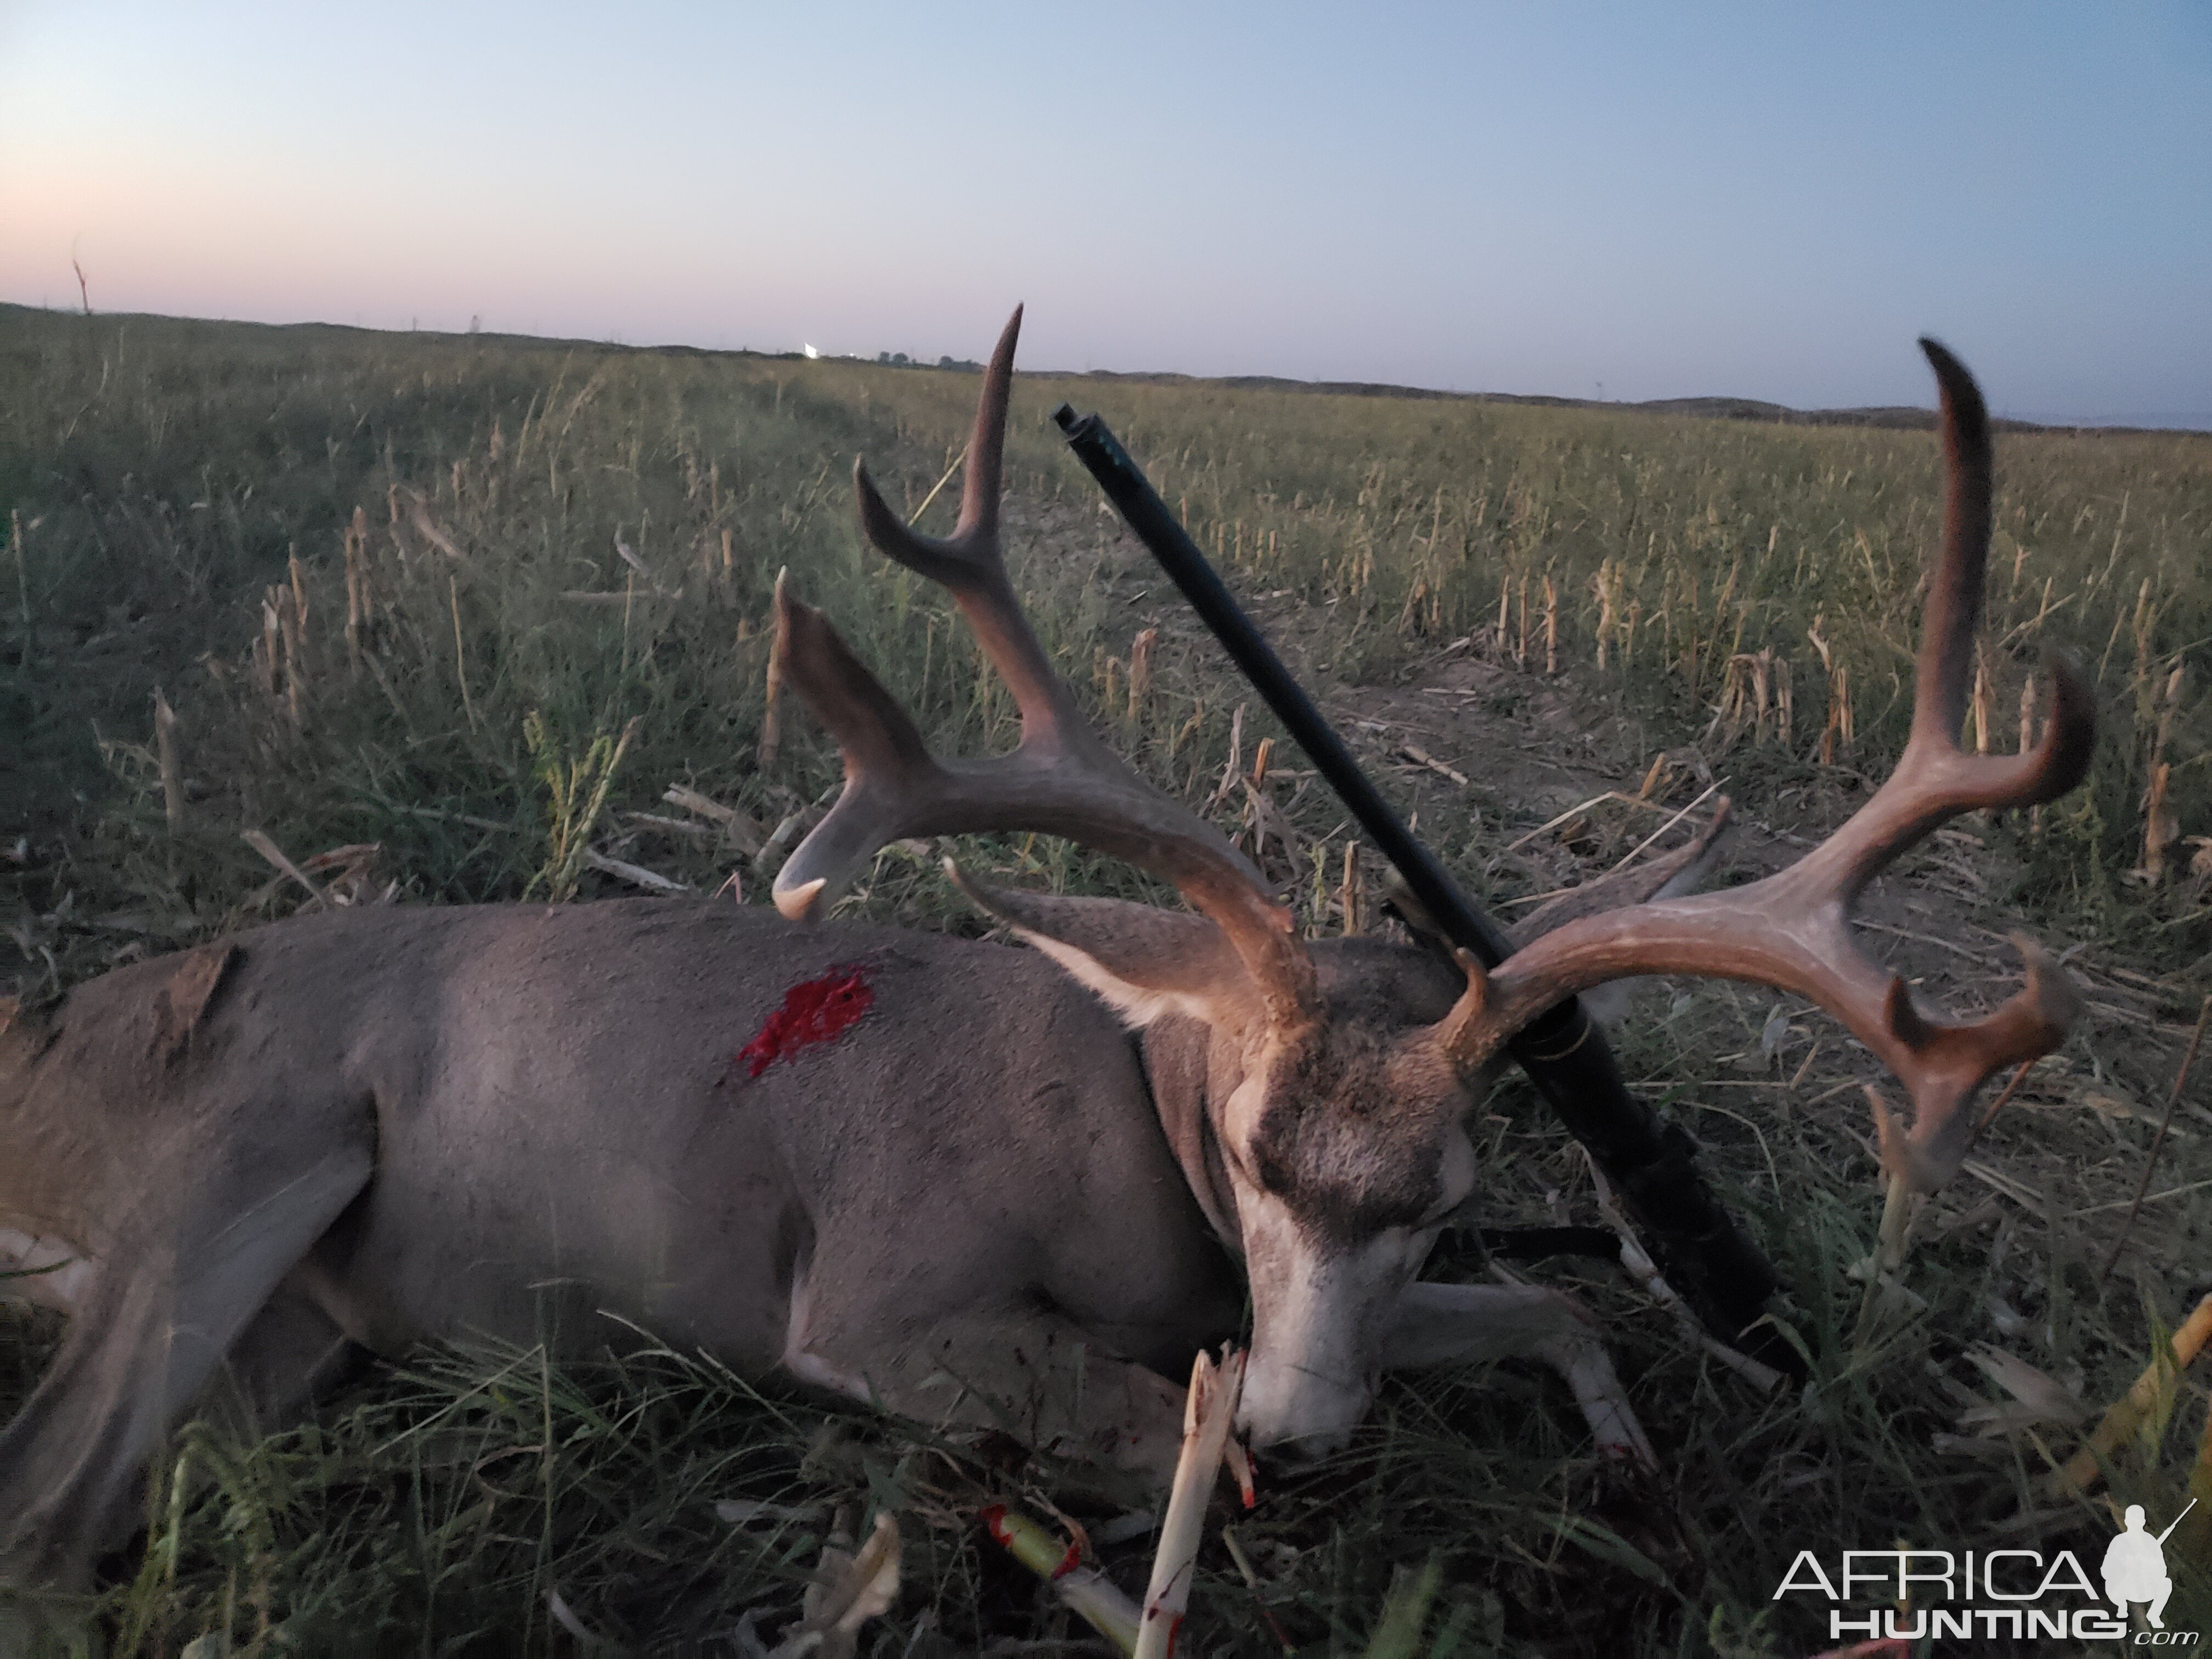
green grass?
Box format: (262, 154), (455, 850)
(3, 301), (2210, 1655)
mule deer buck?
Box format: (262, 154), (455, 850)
(1, 311), (2089, 1638)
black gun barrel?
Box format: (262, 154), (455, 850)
(1053, 401), (1791, 1363)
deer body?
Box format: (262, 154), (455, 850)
(0, 901), (1254, 1584)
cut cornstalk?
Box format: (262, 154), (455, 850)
(2044, 1293), (2212, 1499)
(663, 783), (767, 859)
(759, 567), (788, 768)
(153, 690), (185, 830)
(1135, 1346), (1245, 1659)
(981, 1504), (1140, 1655)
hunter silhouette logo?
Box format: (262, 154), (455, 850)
(1773, 1499), (2204, 1643)
(2105, 1501), (2194, 1630)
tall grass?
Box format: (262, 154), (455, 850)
(3, 302), (2209, 1654)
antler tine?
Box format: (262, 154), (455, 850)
(772, 311), (1321, 1031)
(1426, 344), (2093, 1193)
(1916, 337), (1992, 747)
(850, 306), (1080, 747)
(1790, 340), (2095, 902)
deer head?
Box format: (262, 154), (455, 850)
(771, 311), (2091, 1457)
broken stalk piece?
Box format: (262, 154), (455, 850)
(1135, 1346), (1246, 1659)
(981, 1504), (1141, 1655)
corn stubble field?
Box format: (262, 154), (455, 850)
(2, 301), (2210, 1656)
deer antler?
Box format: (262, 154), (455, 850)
(771, 308), (1320, 1030)
(1426, 340), (2093, 1192)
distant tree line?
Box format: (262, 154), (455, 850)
(875, 351), (981, 372)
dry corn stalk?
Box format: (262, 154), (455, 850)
(1591, 559), (1621, 670)
(2153, 661), (2186, 757)
(449, 575), (475, 733)
(343, 505), (368, 675)
(767, 1510), (901, 1659)
(259, 581), (306, 728)
(663, 784), (766, 860)
(2129, 575), (2158, 698)
(2142, 762), (2180, 881)
(759, 569), (788, 768)
(10, 507), (29, 673)
(981, 1505), (1140, 1655)
(2180, 1384), (2212, 1561)
(241, 828), (328, 911)
(1135, 1346), (1245, 1659)
(2019, 672), (2044, 834)
(279, 589), (304, 727)
(2099, 994), (2210, 1284)
(240, 840), (386, 912)
(1541, 573), (1559, 675)
(1205, 703), (1246, 812)
(258, 592), (281, 701)
(287, 546), (309, 664)
(2043, 1294), (2212, 1499)
(1339, 839), (1363, 935)
(153, 690), (185, 830)
(403, 487), (465, 561)
(1127, 627), (1156, 721)
(1807, 614), (1852, 764)
(1706, 648), (1788, 752)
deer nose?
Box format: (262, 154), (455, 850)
(1244, 1420), (1356, 1464)
(1236, 1361), (1374, 1458)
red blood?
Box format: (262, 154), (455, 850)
(1050, 1542), (1080, 1581)
(737, 964), (874, 1077)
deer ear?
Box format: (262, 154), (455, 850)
(946, 863), (1268, 1032)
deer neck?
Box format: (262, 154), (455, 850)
(1141, 1014), (1245, 1259)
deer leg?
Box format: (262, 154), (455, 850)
(195, 1274), (365, 1445)
(0, 1139), (373, 1611)
(798, 1302), (1189, 1492)
(1381, 1280), (1656, 1468)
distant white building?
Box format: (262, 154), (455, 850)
(802, 343), (820, 360)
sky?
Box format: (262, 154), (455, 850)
(2, 2), (2207, 425)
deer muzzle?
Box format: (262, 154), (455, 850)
(1234, 1207), (1417, 1456)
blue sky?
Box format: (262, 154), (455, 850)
(2, 2), (2207, 423)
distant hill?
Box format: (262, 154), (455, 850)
(1066, 368), (2112, 435)
(3, 302), (2196, 435)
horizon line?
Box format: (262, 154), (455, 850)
(8, 296), (2209, 438)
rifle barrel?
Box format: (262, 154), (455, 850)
(1053, 401), (1791, 1362)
